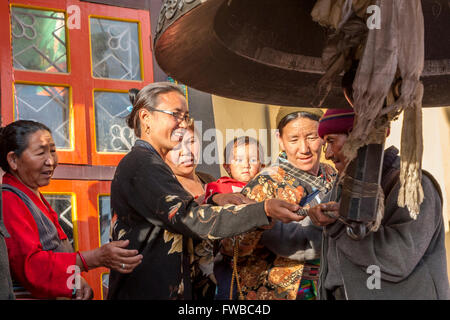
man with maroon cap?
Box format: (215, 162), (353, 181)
(311, 108), (449, 300)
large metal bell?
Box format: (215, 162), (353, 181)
(154, 0), (450, 108)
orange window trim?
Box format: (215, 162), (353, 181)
(86, 6), (153, 166)
(41, 178), (111, 300)
(1, 0), (154, 166)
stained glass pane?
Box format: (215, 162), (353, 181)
(99, 195), (111, 246)
(90, 18), (141, 80)
(94, 91), (135, 152)
(11, 7), (67, 73)
(44, 194), (74, 246)
(14, 84), (71, 149)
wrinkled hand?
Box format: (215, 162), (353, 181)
(74, 277), (93, 300)
(97, 240), (143, 273)
(308, 202), (340, 226)
(212, 193), (256, 206)
(264, 199), (303, 223)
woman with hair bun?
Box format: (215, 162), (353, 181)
(107, 82), (304, 300)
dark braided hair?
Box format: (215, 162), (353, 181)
(0, 120), (51, 172)
(277, 112), (322, 136)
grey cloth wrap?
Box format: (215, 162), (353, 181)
(0, 183), (14, 299)
(1, 184), (73, 253)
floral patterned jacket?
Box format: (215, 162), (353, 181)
(219, 158), (336, 300)
(107, 140), (270, 300)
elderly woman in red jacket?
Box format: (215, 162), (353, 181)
(0, 120), (142, 299)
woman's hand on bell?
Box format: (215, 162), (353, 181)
(264, 198), (304, 223)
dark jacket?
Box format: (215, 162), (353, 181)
(107, 140), (269, 300)
(318, 147), (450, 300)
(0, 186), (14, 300)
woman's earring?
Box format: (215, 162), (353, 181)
(145, 125), (150, 135)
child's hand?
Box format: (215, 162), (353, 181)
(211, 193), (256, 206)
(194, 194), (206, 204)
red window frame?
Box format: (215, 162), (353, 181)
(0, 0), (154, 166)
(41, 179), (111, 300)
(83, 2), (153, 165)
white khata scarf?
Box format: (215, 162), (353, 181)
(312, 0), (425, 219)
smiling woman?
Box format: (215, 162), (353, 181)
(107, 82), (305, 300)
(215, 107), (338, 300)
(166, 125), (206, 199)
(165, 125), (217, 299)
(0, 120), (142, 299)
(277, 114), (323, 176)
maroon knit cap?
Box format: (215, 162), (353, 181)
(318, 109), (355, 138)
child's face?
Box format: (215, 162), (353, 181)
(224, 143), (261, 183)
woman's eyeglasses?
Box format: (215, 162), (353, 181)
(149, 107), (194, 126)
